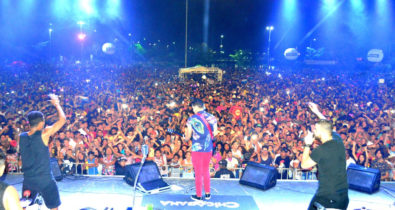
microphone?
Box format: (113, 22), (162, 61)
(23, 190), (31, 198)
(141, 144), (149, 163)
(20, 190), (32, 208)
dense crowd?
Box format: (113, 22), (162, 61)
(0, 62), (393, 180)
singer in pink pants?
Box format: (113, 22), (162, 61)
(191, 152), (212, 198)
(185, 98), (217, 201)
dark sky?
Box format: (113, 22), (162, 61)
(0, 0), (393, 60)
(125, 0), (270, 52)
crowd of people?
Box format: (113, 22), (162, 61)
(0, 62), (393, 180)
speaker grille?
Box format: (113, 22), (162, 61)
(348, 169), (375, 188)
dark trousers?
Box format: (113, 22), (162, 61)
(308, 192), (349, 210)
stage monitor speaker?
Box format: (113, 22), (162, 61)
(239, 162), (277, 190)
(347, 164), (380, 194)
(50, 158), (63, 181)
(124, 161), (170, 193)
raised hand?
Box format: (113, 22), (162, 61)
(304, 130), (314, 146)
(48, 94), (60, 106)
(308, 102), (319, 114)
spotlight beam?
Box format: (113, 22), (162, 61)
(298, 0), (346, 45)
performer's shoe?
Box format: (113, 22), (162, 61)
(190, 195), (203, 201)
(205, 193), (211, 200)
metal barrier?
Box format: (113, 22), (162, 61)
(8, 161), (394, 182)
(53, 162), (320, 180)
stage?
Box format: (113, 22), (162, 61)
(3, 174), (395, 210)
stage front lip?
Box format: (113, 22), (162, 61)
(3, 175), (394, 210)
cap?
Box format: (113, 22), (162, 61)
(118, 157), (127, 162)
(219, 159), (227, 166)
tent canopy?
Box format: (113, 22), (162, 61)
(179, 66), (224, 82)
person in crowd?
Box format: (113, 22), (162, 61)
(259, 145), (273, 166)
(115, 157), (128, 175)
(76, 150), (87, 175)
(345, 149), (356, 168)
(214, 160), (235, 179)
(0, 149), (22, 210)
(212, 145), (223, 171)
(275, 148), (291, 179)
(371, 149), (392, 181)
(153, 148), (168, 176)
(169, 154), (181, 177)
(87, 151), (99, 175)
(225, 150), (239, 177)
(62, 149), (76, 175)
(101, 147), (116, 175)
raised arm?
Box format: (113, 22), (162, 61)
(184, 123), (193, 142)
(301, 131), (317, 169)
(308, 102), (326, 120)
(42, 94), (66, 146)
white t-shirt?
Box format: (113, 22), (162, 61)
(346, 157), (356, 168)
(69, 138), (77, 150)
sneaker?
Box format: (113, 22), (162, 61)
(190, 195), (203, 201)
(205, 193), (211, 200)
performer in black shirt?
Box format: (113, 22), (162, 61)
(302, 102), (348, 210)
(19, 94), (66, 210)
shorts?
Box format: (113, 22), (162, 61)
(308, 192), (349, 210)
(22, 177), (61, 209)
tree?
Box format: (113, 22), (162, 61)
(229, 49), (252, 67)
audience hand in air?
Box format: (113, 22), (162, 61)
(308, 102), (319, 114)
(48, 94), (60, 106)
(304, 130), (314, 146)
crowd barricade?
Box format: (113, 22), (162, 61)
(52, 162), (320, 180)
(8, 161), (395, 182)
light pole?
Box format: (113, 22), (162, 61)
(49, 27), (53, 61)
(220, 34), (224, 54)
(266, 26), (274, 69)
(77, 21), (85, 62)
(184, 0), (188, 68)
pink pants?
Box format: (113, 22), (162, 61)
(191, 152), (212, 197)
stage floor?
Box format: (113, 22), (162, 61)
(3, 174), (395, 210)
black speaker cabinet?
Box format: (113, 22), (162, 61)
(239, 162), (277, 190)
(124, 161), (170, 193)
(347, 164), (380, 194)
(50, 158), (63, 181)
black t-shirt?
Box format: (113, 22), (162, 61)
(274, 156), (290, 168)
(310, 132), (348, 197)
(260, 156), (273, 166)
(19, 131), (52, 179)
(214, 168), (235, 179)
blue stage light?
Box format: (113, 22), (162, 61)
(53, 0), (70, 18)
(350, 0), (363, 11)
(79, 0), (97, 17)
(282, 0), (297, 21)
(106, 0), (121, 18)
(324, 0), (336, 5)
(19, 0), (34, 14)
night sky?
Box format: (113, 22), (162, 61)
(0, 0), (393, 60)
